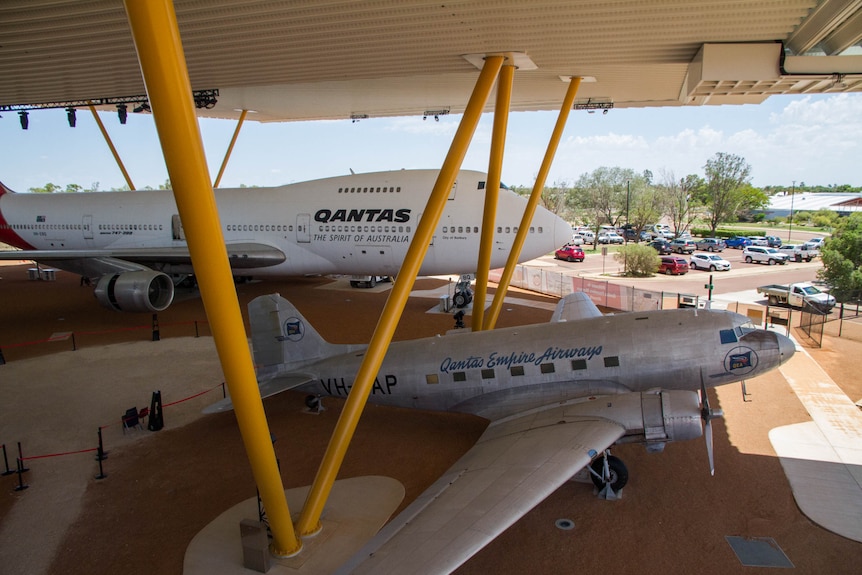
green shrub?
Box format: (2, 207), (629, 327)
(614, 244), (660, 277)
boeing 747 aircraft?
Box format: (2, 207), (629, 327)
(207, 292), (795, 573)
(0, 169), (569, 312)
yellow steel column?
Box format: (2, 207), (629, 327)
(484, 76), (581, 330)
(88, 104), (136, 190)
(472, 63), (514, 331)
(296, 55), (505, 536)
(123, 0), (299, 556)
(213, 109), (248, 188)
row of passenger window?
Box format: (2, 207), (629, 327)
(226, 224), (293, 232)
(337, 186), (401, 193)
(4, 223), (83, 230)
(318, 224), (410, 233)
(98, 223), (163, 231)
(442, 225), (545, 234)
(425, 355), (620, 385)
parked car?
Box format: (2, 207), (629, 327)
(554, 244), (585, 262)
(747, 235), (769, 246)
(694, 237), (726, 252)
(743, 246), (789, 265)
(725, 236), (752, 249)
(765, 235), (782, 247)
(689, 252), (731, 271)
(778, 244), (818, 262)
(579, 230), (595, 243)
(803, 237), (825, 250)
(598, 232), (624, 244)
(669, 238), (696, 254)
(658, 256), (689, 275)
(569, 234), (584, 246)
(648, 239), (673, 254)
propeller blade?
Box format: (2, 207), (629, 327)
(705, 417), (715, 476)
(700, 371), (722, 476)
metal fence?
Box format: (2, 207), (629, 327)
(799, 302), (827, 348)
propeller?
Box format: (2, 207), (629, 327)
(700, 372), (724, 476)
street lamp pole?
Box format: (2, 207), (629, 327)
(787, 180), (796, 241)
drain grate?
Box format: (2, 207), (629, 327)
(725, 536), (794, 568)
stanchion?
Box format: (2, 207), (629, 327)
(222, 381), (226, 398)
(0, 347), (5, 365)
(194, 320), (199, 338)
(152, 313), (160, 341)
(95, 429), (107, 479)
(71, 332), (77, 351)
(95, 428), (108, 461)
(2, 444), (14, 476)
(14, 458), (28, 491)
(17, 442), (29, 473)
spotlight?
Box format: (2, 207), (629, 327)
(117, 104), (128, 124)
(18, 111), (29, 130)
(133, 102), (151, 113)
(603, 109), (608, 115)
(66, 107), (77, 127)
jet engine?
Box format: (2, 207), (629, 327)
(94, 270), (175, 312)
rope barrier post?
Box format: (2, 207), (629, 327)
(14, 458), (28, 491)
(0, 347), (5, 365)
(194, 320), (199, 338)
(152, 313), (160, 341)
(95, 428), (107, 479)
(2, 444), (14, 476)
(71, 332), (77, 351)
(96, 428), (108, 461)
(17, 442), (29, 473)
(222, 381), (226, 398)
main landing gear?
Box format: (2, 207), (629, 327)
(588, 450), (629, 500)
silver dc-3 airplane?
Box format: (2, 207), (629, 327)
(207, 291), (795, 574)
(0, 169), (569, 312)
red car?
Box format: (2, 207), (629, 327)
(554, 244), (585, 262)
(658, 256), (689, 275)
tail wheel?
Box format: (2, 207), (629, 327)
(589, 455), (629, 491)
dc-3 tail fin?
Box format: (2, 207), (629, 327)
(202, 294), (353, 414)
(551, 292), (603, 322)
(249, 293), (344, 373)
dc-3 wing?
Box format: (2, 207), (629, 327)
(337, 404), (626, 574)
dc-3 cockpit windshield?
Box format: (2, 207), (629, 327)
(719, 320), (761, 345)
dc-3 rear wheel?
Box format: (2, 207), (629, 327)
(589, 454), (629, 491)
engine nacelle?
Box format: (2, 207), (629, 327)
(94, 270), (174, 312)
(618, 390), (703, 450)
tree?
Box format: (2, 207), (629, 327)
(659, 170), (702, 236)
(699, 152), (753, 234)
(571, 166), (640, 245)
(818, 213), (862, 302)
(614, 244), (659, 277)
(28, 183), (63, 193)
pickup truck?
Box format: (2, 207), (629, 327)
(756, 282), (836, 312)
(778, 244), (819, 262)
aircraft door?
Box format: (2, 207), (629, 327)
(297, 213), (311, 243)
(82, 215), (93, 240)
(171, 214), (186, 241)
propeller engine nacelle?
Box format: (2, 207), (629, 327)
(94, 270), (174, 312)
(596, 390), (703, 451)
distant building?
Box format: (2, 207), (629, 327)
(760, 192), (862, 219)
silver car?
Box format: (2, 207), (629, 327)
(690, 252), (731, 271)
(743, 246), (789, 265)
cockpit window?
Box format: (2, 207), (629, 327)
(720, 329), (737, 344)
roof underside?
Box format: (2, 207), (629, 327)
(2, 0), (862, 122)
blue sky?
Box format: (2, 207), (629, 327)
(2, 93), (860, 192)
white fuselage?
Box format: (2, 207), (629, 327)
(0, 170), (570, 277)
